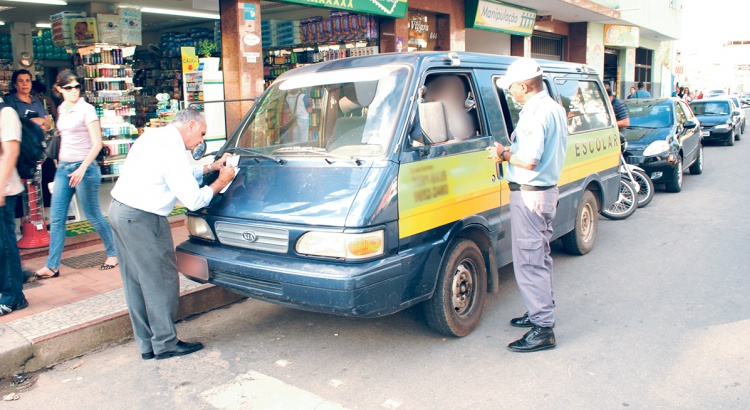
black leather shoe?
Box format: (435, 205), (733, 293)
(507, 326), (556, 353)
(510, 312), (533, 328)
(141, 351), (155, 360)
(155, 341), (204, 360)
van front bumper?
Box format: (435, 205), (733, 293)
(175, 240), (405, 317)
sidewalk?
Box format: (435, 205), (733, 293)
(0, 215), (244, 378)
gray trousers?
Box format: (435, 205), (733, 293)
(510, 188), (558, 328)
(109, 200), (179, 355)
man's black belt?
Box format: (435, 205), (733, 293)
(508, 182), (556, 192)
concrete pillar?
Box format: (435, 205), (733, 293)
(379, 17), (408, 53)
(623, 47), (636, 95)
(10, 23), (34, 74)
(219, 0), (264, 135)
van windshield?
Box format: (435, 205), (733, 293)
(234, 65), (410, 158)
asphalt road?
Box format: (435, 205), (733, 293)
(3, 124), (749, 409)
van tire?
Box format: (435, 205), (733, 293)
(423, 239), (487, 337)
(562, 190), (598, 255)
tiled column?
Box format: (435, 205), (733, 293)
(219, 0), (265, 135)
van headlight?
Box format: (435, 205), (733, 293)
(296, 230), (384, 259)
(187, 216), (216, 241)
(643, 140), (670, 157)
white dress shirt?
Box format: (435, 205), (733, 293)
(111, 124), (212, 216)
(0, 105), (24, 196)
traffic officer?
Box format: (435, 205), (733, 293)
(487, 58), (568, 352)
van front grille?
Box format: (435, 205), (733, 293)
(214, 221), (289, 253)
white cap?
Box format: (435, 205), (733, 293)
(496, 58), (543, 89)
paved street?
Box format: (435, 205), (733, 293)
(2, 126), (749, 409)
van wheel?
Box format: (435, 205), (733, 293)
(562, 190), (598, 255)
(423, 239), (487, 337)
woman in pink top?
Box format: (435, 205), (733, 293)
(35, 70), (118, 279)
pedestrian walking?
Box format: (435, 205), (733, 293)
(0, 97), (28, 316)
(283, 88), (312, 144)
(108, 108), (235, 360)
(488, 58), (568, 352)
(34, 70), (118, 280)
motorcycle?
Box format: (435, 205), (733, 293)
(601, 134), (650, 220)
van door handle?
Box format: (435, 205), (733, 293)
(495, 162), (504, 181)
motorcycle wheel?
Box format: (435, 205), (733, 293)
(630, 169), (655, 208)
(602, 178), (637, 220)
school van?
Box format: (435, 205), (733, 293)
(176, 52), (619, 337)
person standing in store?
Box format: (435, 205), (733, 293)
(0, 97), (28, 316)
(607, 88), (630, 129)
(31, 80), (58, 208)
(109, 108), (235, 360)
(6, 70), (52, 132)
(285, 88), (312, 144)
(34, 70), (118, 280)
(487, 58), (568, 353)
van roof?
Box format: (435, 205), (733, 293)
(275, 51), (598, 81)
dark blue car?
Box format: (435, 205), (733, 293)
(690, 97), (742, 146)
(622, 97), (703, 193)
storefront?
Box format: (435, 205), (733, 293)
(464, 0), (534, 56)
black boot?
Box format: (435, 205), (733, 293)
(510, 312), (533, 328)
(507, 325), (555, 352)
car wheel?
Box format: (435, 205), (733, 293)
(665, 156), (683, 193)
(423, 239), (487, 337)
(562, 190), (598, 255)
(737, 128), (742, 141)
(727, 132), (735, 146)
(689, 145), (703, 175)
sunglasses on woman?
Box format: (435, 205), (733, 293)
(61, 84), (81, 90)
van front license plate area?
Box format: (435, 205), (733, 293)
(701, 131), (709, 137)
(177, 252), (209, 281)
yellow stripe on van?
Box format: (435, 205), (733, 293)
(398, 128), (620, 239)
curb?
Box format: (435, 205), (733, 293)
(1, 282), (244, 378)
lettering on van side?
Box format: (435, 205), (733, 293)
(411, 165), (450, 203)
(574, 134), (619, 158)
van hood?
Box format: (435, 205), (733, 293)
(197, 159), (386, 227)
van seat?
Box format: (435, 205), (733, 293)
(328, 116), (367, 150)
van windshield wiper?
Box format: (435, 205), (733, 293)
(626, 125), (657, 129)
(222, 147), (284, 164)
(272, 146), (364, 166)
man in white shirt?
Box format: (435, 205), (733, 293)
(0, 99), (28, 316)
(109, 108), (235, 360)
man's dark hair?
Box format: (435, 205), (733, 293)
(606, 88), (613, 97)
(638, 81), (646, 89)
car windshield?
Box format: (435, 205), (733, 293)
(233, 65), (410, 158)
(690, 101), (730, 116)
(625, 101), (673, 128)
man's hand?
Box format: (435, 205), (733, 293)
(486, 142), (507, 164)
(210, 153), (232, 171)
(208, 165), (237, 196)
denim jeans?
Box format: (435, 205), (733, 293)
(1, 194), (24, 306)
(45, 161), (117, 270)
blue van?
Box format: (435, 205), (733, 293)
(176, 52), (619, 336)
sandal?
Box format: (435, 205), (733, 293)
(100, 263), (118, 270)
(34, 270), (59, 280)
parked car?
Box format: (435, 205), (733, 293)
(690, 97), (742, 146)
(622, 97), (703, 193)
(728, 95), (746, 133)
(740, 92), (750, 107)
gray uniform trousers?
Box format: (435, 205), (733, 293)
(509, 188), (558, 328)
(108, 199), (179, 355)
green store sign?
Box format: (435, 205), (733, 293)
(280, 0), (408, 18)
(465, 0), (536, 37)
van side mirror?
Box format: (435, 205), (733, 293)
(418, 101), (450, 144)
(733, 110), (741, 116)
(683, 119), (698, 129)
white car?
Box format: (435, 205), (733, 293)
(729, 96), (746, 134)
